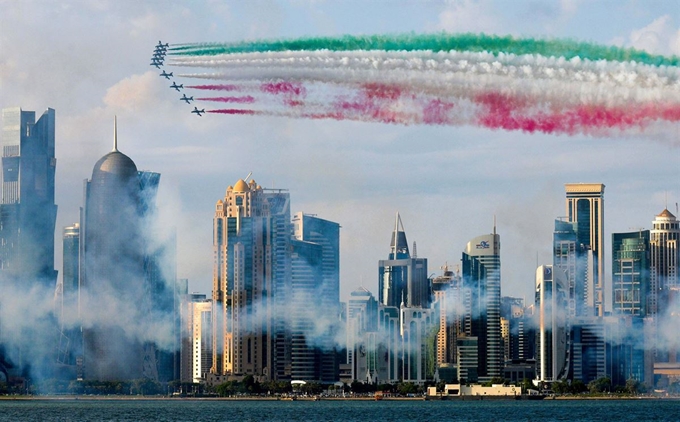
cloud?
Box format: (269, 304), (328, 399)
(628, 15), (680, 56)
(103, 71), (166, 112)
(434, 0), (500, 33)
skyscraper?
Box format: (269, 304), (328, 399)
(461, 228), (502, 381)
(80, 120), (167, 381)
(0, 107), (57, 285)
(565, 183), (605, 317)
(378, 213), (429, 308)
(291, 212), (341, 382)
(535, 265), (568, 382)
(611, 230), (650, 316)
(649, 208), (679, 316)
(212, 178), (291, 381)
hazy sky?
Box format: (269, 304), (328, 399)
(1, 0), (678, 306)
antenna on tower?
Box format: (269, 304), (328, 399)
(412, 241), (417, 258)
(113, 116), (118, 152)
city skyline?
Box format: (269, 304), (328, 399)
(0, 1), (678, 307)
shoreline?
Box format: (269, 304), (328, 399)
(1, 395), (679, 402)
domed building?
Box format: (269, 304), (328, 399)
(79, 119), (168, 382)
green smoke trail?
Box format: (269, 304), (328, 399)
(169, 32), (679, 67)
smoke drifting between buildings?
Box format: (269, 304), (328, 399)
(0, 106), (678, 393)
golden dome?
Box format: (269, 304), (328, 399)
(233, 179), (249, 192)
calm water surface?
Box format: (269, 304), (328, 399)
(0, 398), (677, 421)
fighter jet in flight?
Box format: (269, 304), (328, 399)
(170, 82), (183, 91)
(191, 107), (205, 116)
(160, 71), (173, 79)
(180, 94), (194, 104)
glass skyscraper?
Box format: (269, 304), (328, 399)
(611, 230), (650, 316)
(565, 183), (605, 317)
(461, 229), (502, 381)
(0, 107), (57, 286)
(378, 213), (429, 309)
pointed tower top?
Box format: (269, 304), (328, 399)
(390, 212), (409, 258)
(113, 115), (118, 152)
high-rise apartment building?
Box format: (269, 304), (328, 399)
(649, 209), (679, 316)
(0, 107), (57, 285)
(378, 213), (429, 308)
(564, 183), (605, 317)
(211, 178), (291, 381)
(461, 229), (502, 381)
(611, 230), (650, 316)
(432, 267), (463, 366)
(190, 299), (213, 383)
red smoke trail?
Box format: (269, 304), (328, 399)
(197, 96), (256, 103)
(422, 99), (455, 125)
(187, 84), (240, 91)
(261, 81), (306, 96)
(475, 92), (680, 134)
(208, 109), (258, 115)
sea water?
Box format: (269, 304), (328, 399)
(0, 398), (678, 421)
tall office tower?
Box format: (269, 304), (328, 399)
(649, 209), (679, 316)
(212, 178), (291, 381)
(612, 230), (650, 316)
(346, 287), (378, 382)
(80, 120), (164, 381)
(378, 213), (429, 308)
(535, 265), (568, 382)
(553, 219), (587, 317)
(0, 107), (57, 285)
(139, 171), (177, 382)
(292, 212), (341, 382)
(461, 228), (502, 381)
(565, 183), (605, 317)
(290, 238), (323, 381)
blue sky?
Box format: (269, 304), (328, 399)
(0, 0), (678, 305)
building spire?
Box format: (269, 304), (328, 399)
(390, 212), (410, 258)
(113, 115), (118, 152)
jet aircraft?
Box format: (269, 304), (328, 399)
(160, 71), (173, 79)
(180, 94), (194, 104)
(156, 41), (169, 49)
(150, 61), (162, 69)
(170, 82), (183, 91)
(191, 107), (205, 116)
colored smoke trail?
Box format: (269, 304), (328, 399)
(197, 96), (256, 104)
(162, 33), (680, 137)
(169, 33), (680, 67)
